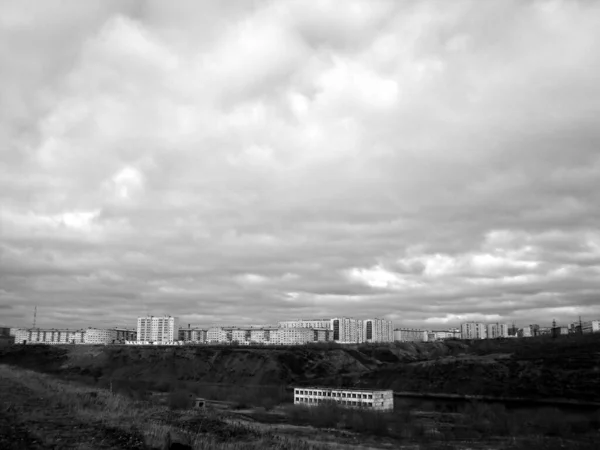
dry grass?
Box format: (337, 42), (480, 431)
(0, 364), (345, 449)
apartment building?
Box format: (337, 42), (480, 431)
(331, 317), (364, 343)
(278, 319), (332, 329)
(13, 328), (86, 345)
(114, 328), (137, 341)
(278, 327), (314, 345)
(519, 327), (532, 338)
(137, 316), (179, 343)
(207, 327), (230, 343)
(427, 330), (461, 341)
(363, 318), (394, 343)
(487, 323), (509, 339)
(394, 328), (428, 342)
(293, 387), (393, 411)
(84, 328), (118, 344)
(582, 320), (600, 334)
(179, 327), (207, 343)
(460, 322), (487, 340)
(249, 327), (279, 344)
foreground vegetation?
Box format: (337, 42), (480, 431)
(0, 364), (336, 449)
(1, 363), (599, 449)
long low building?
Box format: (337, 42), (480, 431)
(293, 387), (394, 411)
(12, 327), (137, 345)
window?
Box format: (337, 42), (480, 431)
(368, 394), (373, 399)
(352, 393), (357, 398)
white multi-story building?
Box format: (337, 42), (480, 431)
(137, 316), (179, 343)
(13, 328), (86, 345)
(363, 319), (394, 343)
(331, 317), (364, 343)
(487, 323), (509, 339)
(279, 319), (333, 329)
(394, 328), (428, 342)
(293, 387), (393, 411)
(582, 320), (600, 334)
(206, 327), (230, 343)
(460, 322), (487, 340)
(84, 328), (118, 344)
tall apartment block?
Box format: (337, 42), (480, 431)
(460, 322), (487, 339)
(487, 323), (509, 339)
(363, 318), (394, 343)
(331, 317), (364, 343)
(137, 316), (179, 343)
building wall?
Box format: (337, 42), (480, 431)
(137, 316), (179, 343)
(460, 322), (487, 339)
(487, 323), (508, 339)
(278, 319), (332, 329)
(179, 328), (207, 343)
(394, 329), (428, 342)
(206, 327), (229, 343)
(278, 327), (314, 345)
(293, 387), (393, 411)
(331, 317), (364, 343)
(364, 319), (394, 343)
(582, 320), (600, 334)
(14, 328), (86, 344)
(84, 328), (118, 344)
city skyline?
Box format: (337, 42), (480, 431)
(2, 1), (600, 330)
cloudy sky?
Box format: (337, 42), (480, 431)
(1, 0), (600, 331)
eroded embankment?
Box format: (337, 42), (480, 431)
(1, 334), (600, 402)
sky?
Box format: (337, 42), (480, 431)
(1, 0), (600, 331)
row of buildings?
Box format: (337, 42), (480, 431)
(8, 317), (600, 346)
(394, 320), (600, 342)
(131, 316), (395, 345)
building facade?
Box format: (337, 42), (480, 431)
(293, 387), (393, 411)
(331, 317), (364, 343)
(460, 322), (487, 340)
(179, 327), (207, 343)
(582, 320), (600, 334)
(13, 328), (86, 345)
(394, 328), (428, 342)
(278, 319), (332, 329)
(363, 319), (394, 343)
(486, 323), (509, 339)
(84, 328), (118, 344)
(137, 316), (180, 343)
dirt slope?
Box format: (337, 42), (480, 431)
(2, 334), (599, 402)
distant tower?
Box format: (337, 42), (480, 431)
(552, 319), (557, 339)
(32, 306), (37, 329)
